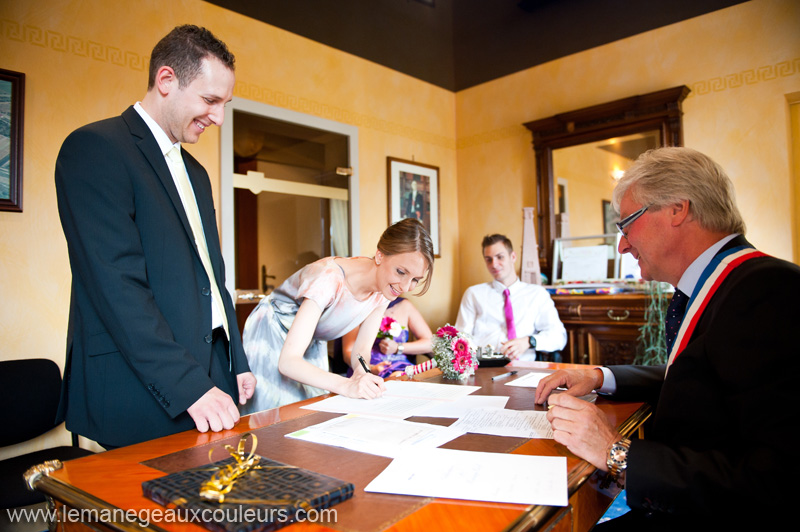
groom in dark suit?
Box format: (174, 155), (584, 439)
(535, 147), (797, 530)
(55, 25), (255, 448)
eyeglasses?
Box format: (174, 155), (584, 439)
(616, 205), (649, 237)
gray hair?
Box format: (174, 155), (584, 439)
(612, 147), (746, 235)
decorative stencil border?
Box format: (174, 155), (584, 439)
(234, 80), (455, 149)
(456, 56), (800, 149)
(1, 19), (454, 150)
(688, 57), (800, 97)
(5, 20), (797, 150)
(2, 20), (147, 71)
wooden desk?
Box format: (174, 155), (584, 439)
(28, 363), (649, 532)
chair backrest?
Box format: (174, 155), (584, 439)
(0, 358), (62, 447)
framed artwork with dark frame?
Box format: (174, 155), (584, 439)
(0, 68), (25, 212)
(387, 157), (440, 257)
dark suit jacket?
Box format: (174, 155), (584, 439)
(403, 190), (425, 221)
(55, 106), (249, 447)
(605, 236), (798, 529)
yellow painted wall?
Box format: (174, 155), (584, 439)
(1, 0), (798, 458)
(456, 0), (800, 290)
(788, 93), (800, 264)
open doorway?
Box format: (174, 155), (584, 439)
(220, 98), (360, 334)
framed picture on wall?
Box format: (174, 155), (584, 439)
(0, 68), (25, 212)
(602, 200), (618, 234)
(602, 199), (618, 245)
(387, 157), (440, 257)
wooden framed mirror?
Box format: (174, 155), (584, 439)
(523, 85), (690, 276)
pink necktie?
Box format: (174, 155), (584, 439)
(503, 288), (517, 340)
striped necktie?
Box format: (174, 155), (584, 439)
(166, 146), (229, 339)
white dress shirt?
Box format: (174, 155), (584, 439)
(133, 102), (224, 331)
(456, 278), (567, 361)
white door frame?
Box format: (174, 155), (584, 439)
(219, 97), (360, 298)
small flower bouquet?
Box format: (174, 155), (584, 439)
(405, 324), (478, 381)
(377, 316), (406, 340)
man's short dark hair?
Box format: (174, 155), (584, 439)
(147, 25), (235, 90)
(481, 234), (513, 253)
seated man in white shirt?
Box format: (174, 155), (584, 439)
(456, 234), (567, 361)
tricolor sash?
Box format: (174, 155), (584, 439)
(666, 245), (766, 371)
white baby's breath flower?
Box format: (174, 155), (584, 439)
(389, 321), (404, 337)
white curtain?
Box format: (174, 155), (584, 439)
(330, 199), (350, 257)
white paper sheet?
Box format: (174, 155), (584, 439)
(562, 244), (610, 281)
(503, 371), (553, 388)
(365, 447), (568, 506)
(286, 414), (464, 458)
(301, 394), (435, 418)
(382, 379), (481, 399)
(302, 380), (481, 418)
(449, 407), (554, 439)
(419, 395), (509, 418)
(502, 373), (598, 404)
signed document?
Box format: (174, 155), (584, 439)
(365, 447), (568, 506)
(286, 414), (464, 458)
(449, 407), (554, 439)
(302, 380), (480, 418)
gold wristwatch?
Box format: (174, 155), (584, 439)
(606, 438), (631, 477)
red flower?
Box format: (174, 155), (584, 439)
(436, 325), (459, 338)
(451, 338), (469, 355)
(380, 316), (395, 333)
(453, 351), (475, 373)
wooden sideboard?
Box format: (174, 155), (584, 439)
(552, 293), (648, 366)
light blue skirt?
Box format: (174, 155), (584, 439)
(240, 296), (328, 414)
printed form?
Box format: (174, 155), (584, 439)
(286, 414), (464, 458)
(365, 447), (568, 506)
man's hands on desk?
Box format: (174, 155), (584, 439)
(187, 371), (256, 433)
(535, 368), (620, 472)
(499, 337), (530, 360)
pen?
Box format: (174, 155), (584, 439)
(356, 353), (371, 374)
(492, 370), (518, 381)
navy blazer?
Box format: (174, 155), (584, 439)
(606, 236), (798, 529)
(55, 106), (249, 447)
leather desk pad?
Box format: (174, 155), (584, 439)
(142, 409), (528, 532)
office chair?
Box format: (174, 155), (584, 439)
(0, 358), (95, 509)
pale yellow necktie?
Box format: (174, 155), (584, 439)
(166, 146), (229, 339)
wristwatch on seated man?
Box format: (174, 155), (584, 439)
(607, 437), (632, 478)
(528, 336), (536, 349)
